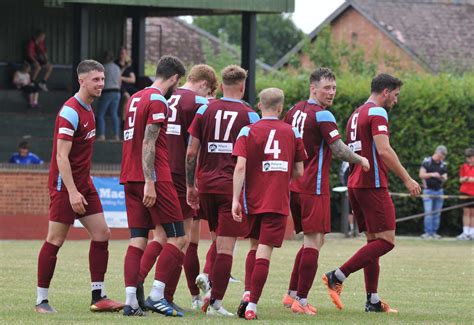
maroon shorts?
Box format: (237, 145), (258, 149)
(49, 188), (103, 224)
(247, 213), (287, 248)
(348, 188), (396, 233)
(290, 192), (331, 234)
(199, 193), (248, 237)
(124, 182), (183, 229)
(178, 195), (197, 220)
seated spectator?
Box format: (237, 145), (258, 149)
(12, 62), (41, 108)
(457, 148), (474, 240)
(9, 141), (43, 165)
(25, 29), (53, 92)
(115, 47), (138, 123)
(96, 50), (121, 141)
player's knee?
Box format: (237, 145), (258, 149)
(46, 234), (66, 247)
(92, 227), (111, 242)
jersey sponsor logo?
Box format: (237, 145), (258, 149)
(330, 129), (339, 138)
(153, 113), (165, 121)
(58, 127), (74, 136)
(348, 140), (362, 152)
(378, 125), (388, 132)
(208, 142), (233, 153)
(262, 160), (288, 172)
(84, 129), (95, 140)
(124, 128), (134, 141)
(166, 124), (181, 135)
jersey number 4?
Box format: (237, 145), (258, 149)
(265, 129), (281, 159)
(214, 110), (237, 141)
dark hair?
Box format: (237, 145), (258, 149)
(465, 148), (474, 158)
(19, 141), (29, 149)
(309, 67), (336, 84)
(77, 59), (104, 75)
(34, 29), (45, 39)
(102, 50), (114, 64)
(371, 74), (403, 94)
(155, 55), (186, 80)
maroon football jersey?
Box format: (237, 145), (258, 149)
(346, 102), (390, 188)
(233, 117), (307, 215)
(284, 99), (341, 195)
(188, 97), (260, 195)
(166, 88), (208, 195)
(120, 86), (172, 183)
(48, 95), (96, 192)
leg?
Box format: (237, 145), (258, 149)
(210, 236), (237, 304)
(184, 219), (201, 299)
(469, 207), (474, 238)
(43, 63), (53, 81)
(138, 226), (166, 283)
(95, 93), (110, 139)
(247, 244), (273, 311)
(33, 92), (39, 105)
(431, 193), (444, 236)
(121, 92), (131, 121)
(423, 193), (434, 236)
(295, 232), (323, 303)
(244, 239), (258, 294)
(32, 61), (41, 81)
(109, 92), (121, 139)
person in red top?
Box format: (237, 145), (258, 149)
(120, 55), (186, 317)
(323, 73), (421, 313)
(186, 65), (260, 316)
(457, 148), (474, 240)
(25, 30), (53, 91)
(134, 64), (218, 311)
(232, 88), (306, 320)
(35, 60), (123, 314)
(281, 68), (369, 315)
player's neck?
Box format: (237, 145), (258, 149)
(181, 82), (199, 93)
(222, 91), (243, 100)
(76, 89), (94, 105)
(367, 95), (384, 108)
(151, 80), (167, 95)
(309, 96), (325, 108)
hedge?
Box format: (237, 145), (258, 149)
(256, 72), (474, 235)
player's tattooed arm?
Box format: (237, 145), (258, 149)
(186, 137), (199, 187)
(142, 123), (161, 181)
(329, 139), (364, 164)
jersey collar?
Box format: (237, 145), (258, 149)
(147, 86), (163, 93)
(74, 94), (92, 111)
(307, 98), (320, 105)
(261, 116), (279, 120)
(221, 97), (242, 103)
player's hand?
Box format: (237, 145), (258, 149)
(360, 156), (370, 172)
(232, 200), (242, 222)
(143, 181), (157, 208)
(404, 178), (421, 197)
(187, 186), (200, 210)
(69, 191), (88, 215)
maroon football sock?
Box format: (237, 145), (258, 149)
(124, 245), (144, 287)
(184, 242), (200, 296)
(296, 247), (319, 299)
(203, 240), (217, 281)
(210, 253), (233, 300)
(154, 243), (184, 284)
(89, 241), (108, 282)
(288, 245), (304, 291)
(340, 239), (394, 278)
(164, 263), (183, 302)
(37, 241), (60, 288)
(364, 240), (380, 293)
(244, 249), (257, 291)
(249, 258), (270, 304)
(138, 241), (162, 283)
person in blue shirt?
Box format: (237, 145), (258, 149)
(9, 141), (43, 164)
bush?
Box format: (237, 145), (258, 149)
(256, 72), (474, 235)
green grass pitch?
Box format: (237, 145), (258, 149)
(0, 237), (472, 324)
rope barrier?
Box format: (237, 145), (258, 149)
(390, 192), (472, 200)
(395, 201), (474, 223)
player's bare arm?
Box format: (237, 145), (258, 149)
(292, 161), (304, 179)
(374, 134), (421, 196)
(232, 156), (246, 222)
(185, 136), (200, 209)
(57, 139), (88, 215)
(142, 123), (161, 208)
(329, 139), (370, 171)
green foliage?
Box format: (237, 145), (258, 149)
(200, 36), (240, 73)
(257, 71), (474, 235)
(193, 14), (304, 65)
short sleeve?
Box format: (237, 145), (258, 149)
(232, 126), (250, 158)
(292, 127), (307, 162)
(368, 107), (389, 137)
(188, 105), (208, 140)
(57, 106), (79, 141)
(147, 93), (168, 125)
(421, 158), (430, 170)
(316, 110), (341, 144)
(459, 164), (466, 177)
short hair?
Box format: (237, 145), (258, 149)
(187, 64), (218, 93)
(309, 67), (336, 84)
(258, 88), (284, 110)
(155, 55), (186, 80)
(102, 50), (114, 64)
(34, 29), (45, 39)
(465, 148), (474, 158)
(435, 145), (448, 156)
(371, 73), (403, 94)
(77, 60), (104, 76)
(19, 141), (29, 149)
(221, 65), (247, 86)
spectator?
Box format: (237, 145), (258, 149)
(419, 145), (448, 239)
(12, 62), (41, 108)
(9, 141), (43, 164)
(115, 47), (138, 123)
(25, 30), (53, 92)
(457, 148), (474, 240)
(96, 51), (121, 141)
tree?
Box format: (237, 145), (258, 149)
(193, 14), (304, 65)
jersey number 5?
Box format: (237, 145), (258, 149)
(265, 129), (281, 159)
(214, 110), (238, 141)
(128, 97), (141, 128)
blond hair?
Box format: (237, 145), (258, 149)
(258, 88), (284, 111)
(187, 64), (218, 93)
(221, 65), (247, 86)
